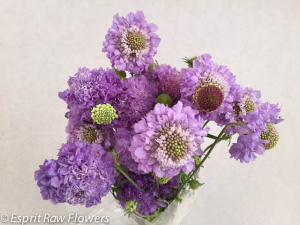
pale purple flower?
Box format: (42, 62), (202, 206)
(128, 101), (209, 178)
(103, 11), (161, 74)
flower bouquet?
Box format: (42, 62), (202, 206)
(34, 11), (283, 224)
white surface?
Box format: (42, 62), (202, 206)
(0, 0), (299, 225)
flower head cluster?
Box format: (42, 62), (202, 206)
(103, 11), (161, 74)
(34, 142), (115, 207)
(128, 101), (208, 178)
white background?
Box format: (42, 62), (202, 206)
(0, 0), (299, 224)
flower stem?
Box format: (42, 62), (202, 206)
(114, 164), (144, 192)
(203, 120), (210, 128)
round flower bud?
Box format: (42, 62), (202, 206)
(91, 103), (118, 125)
(175, 195), (183, 203)
(157, 94), (172, 107)
(148, 62), (156, 71)
(260, 124), (279, 150)
(189, 180), (201, 190)
(125, 201), (138, 213)
(154, 174), (172, 184)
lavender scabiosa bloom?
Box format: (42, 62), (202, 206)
(147, 64), (182, 105)
(34, 142), (116, 207)
(103, 11), (161, 74)
(229, 102), (283, 163)
(116, 75), (158, 129)
(128, 101), (209, 178)
(180, 54), (237, 124)
(59, 67), (123, 110)
(116, 173), (180, 216)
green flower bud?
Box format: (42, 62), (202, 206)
(154, 174), (172, 184)
(157, 94), (172, 107)
(125, 201), (138, 213)
(148, 63), (156, 71)
(189, 180), (201, 190)
(91, 103), (118, 125)
(175, 195), (183, 203)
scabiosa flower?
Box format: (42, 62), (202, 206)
(103, 11), (161, 74)
(128, 101), (209, 178)
(229, 102), (283, 163)
(59, 67), (123, 110)
(116, 173), (180, 216)
(115, 75), (158, 129)
(147, 64), (182, 105)
(180, 54), (237, 124)
(34, 142), (116, 207)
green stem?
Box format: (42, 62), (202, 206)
(156, 199), (169, 205)
(156, 179), (160, 197)
(170, 122), (246, 199)
(206, 133), (218, 139)
(203, 120), (210, 128)
(111, 191), (133, 201)
(114, 164), (144, 192)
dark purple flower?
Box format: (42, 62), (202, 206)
(116, 173), (180, 216)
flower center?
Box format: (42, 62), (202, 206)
(157, 128), (188, 162)
(260, 124), (279, 150)
(91, 103), (118, 125)
(125, 30), (147, 51)
(244, 98), (256, 113)
(192, 83), (225, 113)
(76, 124), (104, 144)
(83, 127), (98, 143)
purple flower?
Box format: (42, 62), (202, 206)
(59, 67), (123, 110)
(34, 142), (116, 207)
(115, 75), (158, 129)
(128, 101), (209, 178)
(116, 173), (180, 216)
(180, 54), (237, 125)
(229, 102), (283, 163)
(147, 64), (182, 105)
(103, 11), (161, 74)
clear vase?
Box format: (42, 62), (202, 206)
(65, 189), (198, 225)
